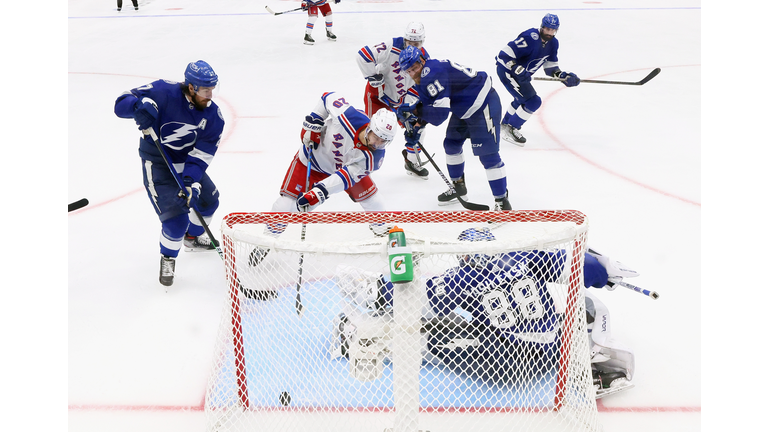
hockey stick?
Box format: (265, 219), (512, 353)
(143, 128), (267, 298)
(265, 5), (304, 15)
(144, 128), (225, 259)
(607, 280), (660, 300)
(295, 148), (313, 317)
(534, 68), (661, 86)
(414, 139), (490, 211)
(68, 198), (89, 212)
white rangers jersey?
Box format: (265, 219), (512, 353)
(356, 37), (430, 107)
(298, 92), (386, 195)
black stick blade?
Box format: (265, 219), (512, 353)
(68, 198), (89, 212)
(638, 68), (661, 85)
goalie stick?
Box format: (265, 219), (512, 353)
(265, 5), (304, 15)
(68, 198), (89, 212)
(534, 68), (661, 86)
(607, 280), (660, 300)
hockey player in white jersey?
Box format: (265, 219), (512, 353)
(356, 22), (432, 179)
(249, 93), (398, 266)
(331, 228), (639, 398)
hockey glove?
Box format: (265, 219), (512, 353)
(396, 102), (422, 124)
(511, 64), (531, 83)
(404, 120), (424, 146)
(301, 1), (309, 11)
(180, 177), (201, 209)
(296, 184), (329, 212)
(133, 98), (159, 130)
(558, 71), (581, 87)
(367, 74), (384, 88)
(301, 115), (324, 150)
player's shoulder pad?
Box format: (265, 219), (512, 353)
(420, 58), (443, 79)
(525, 27), (541, 43)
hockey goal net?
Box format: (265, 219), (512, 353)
(205, 211), (600, 432)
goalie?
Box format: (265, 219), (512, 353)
(331, 227), (639, 399)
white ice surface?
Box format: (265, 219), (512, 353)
(14, 0), (727, 430)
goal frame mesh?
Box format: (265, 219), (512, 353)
(205, 210), (600, 432)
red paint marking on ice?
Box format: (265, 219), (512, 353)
(537, 65), (701, 207)
(69, 403), (204, 412)
(596, 398), (701, 413)
(67, 71), (266, 212)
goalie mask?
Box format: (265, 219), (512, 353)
(457, 227), (496, 267)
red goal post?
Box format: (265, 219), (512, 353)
(205, 210), (600, 432)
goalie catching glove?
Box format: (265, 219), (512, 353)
(178, 177), (201, 209)
(297, 183), (329, 212)
(301, 114), (324, 150)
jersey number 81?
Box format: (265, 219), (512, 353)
(425, 61), (478, 98)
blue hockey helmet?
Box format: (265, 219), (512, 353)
(541, 13), (560, 30)
(458, 227), (496, 242)
(184, 60), (218, 90)
(398, 45), (424, 72)
(457, 227), (496, 267)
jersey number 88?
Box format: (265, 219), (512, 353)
(481, 278), (544, 329)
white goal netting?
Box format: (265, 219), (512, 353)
(204, 211), (600, 432)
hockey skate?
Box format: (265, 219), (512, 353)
(437, 175), (468, 205)
(326, 30), (337, 41)
(593, 369), (634, 399)
(494, 190), (512, 211)
(402, 149), (429, 179)
(184, 233), (216, 252)
(248, 247), (270, 266)
(501, 123), (526, 146)
(159, 255), (176, 287)
(303, 34), (315, 45)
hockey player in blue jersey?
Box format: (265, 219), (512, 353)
(397, 45), (512, 210)
(114, 60), (225, 287)
(356, 22), (432, 179)
(496, 13), (580, 146)
(332, 227), (639, 398)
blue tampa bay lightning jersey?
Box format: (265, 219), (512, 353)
(496, 28), (560, 77)
(413, 58), (495, 126)
(114, 79), (225, 183)
(426, 250), (567, 343)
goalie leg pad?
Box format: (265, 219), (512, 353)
(331, 309), (393, 382)
(586, 291), (635, 381)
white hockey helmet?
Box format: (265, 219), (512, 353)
(404, 22), (426, 42)
(366, 109), (398, 149)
